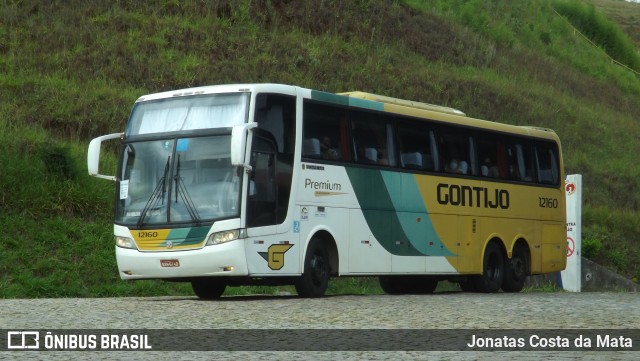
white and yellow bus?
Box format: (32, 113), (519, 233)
(88, 83), (566, 298)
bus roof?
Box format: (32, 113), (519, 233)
(339, 91), (466, 116)
(336, 91), (558, 142)
(133, 83), (559, 142)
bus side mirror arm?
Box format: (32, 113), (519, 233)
(231, 122), (257, 173)
(87, 132), (123, 181)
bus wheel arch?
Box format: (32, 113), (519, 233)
(295, 230), (338, 297)
(502, 239), (531, 293)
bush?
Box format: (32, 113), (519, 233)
(605, 249), (629, 272)
(40, 143), (77, 180)
(581, 227), (605, 259)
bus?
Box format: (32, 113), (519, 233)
(88, 83), (566, 298)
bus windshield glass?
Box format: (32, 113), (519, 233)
(116, 135), (241, 226)
(126, 93), (249, 136)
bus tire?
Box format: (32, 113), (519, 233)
(379, 276), (438, 294)
(502, 243), (530, 293)
(191, 279), (226, 299)
(414, 276), (438, 294)
(473, 242), (505, 293)
(459, 278), (478, 292)
(295, 238), (330, 298)
(379, 276), (405, 294)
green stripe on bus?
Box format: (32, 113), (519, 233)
(311, 90), (384, 111)
(346, 167), (454, 257)
(167, 226), (210, 246)
(381, 171), (454, 257)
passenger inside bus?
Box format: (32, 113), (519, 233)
(377, 147), (389, 165)
(364, 147), (377, 163)
(320, 136), (341, 160)
(481, 157), (499, 177)
(446, 155), (469, 174)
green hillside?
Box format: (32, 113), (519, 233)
(1, 0), (639, 297)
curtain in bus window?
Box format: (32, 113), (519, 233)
(537, 147), (559, 185)
(385, 123), (396, 167)
(514, 143), (535, 182)
(516, 144), (526, 181)
(137, 102), (247, 134)
(429, 131), (439, 171)
(469, 137), (478, 175)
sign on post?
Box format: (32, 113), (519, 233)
(561, 174), (582, 292)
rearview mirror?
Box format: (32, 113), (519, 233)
(87, 133), (123, 181)
(231, 122), (257, 172)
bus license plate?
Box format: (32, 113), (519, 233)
(160, 259), (180, 268)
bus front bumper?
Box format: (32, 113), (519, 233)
(115, 240), (249, 280)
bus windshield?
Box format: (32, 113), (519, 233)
(116, 135), (241, 226)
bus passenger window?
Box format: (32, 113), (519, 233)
(480, 157), (499, 177)
(516, 143), (535, 182)
(397, 121), (438, 172)
(351, 112), (395, 166)
(303, 138), (321, 158)
(440, 133), (472, 175)
(302, 100), (350, 162)
(536, 144), (559, 185)
(477, 136), (500, 178)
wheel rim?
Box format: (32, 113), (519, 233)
(310, 252), (328, 286)
(511, 256), (525, 279)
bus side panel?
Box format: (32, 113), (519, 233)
(345, 168), (457, 274)
(452, 215), (480, 274)
(540, 223), (566, 273)
(418, 174), (565, 276)
(296, 205), (350, 275)
(348, 208), (392, 273)
(391, 211), (427, 273)
(296, 164), (359, 274)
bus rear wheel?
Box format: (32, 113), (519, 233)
(472, 242), (505, 293)
(295, 238), (330, 298)
(191, 279), (226, 299)
(502, 244), (529, 293)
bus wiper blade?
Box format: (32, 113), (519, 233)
(137, 156), (171, 227)
(173, 155), (201, 225)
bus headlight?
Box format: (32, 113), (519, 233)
(115, 236), (137, 249)
(206, 229), (246, 246)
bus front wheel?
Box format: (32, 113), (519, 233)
(191, 279), (226, 299)
(295, 238), (330, 297)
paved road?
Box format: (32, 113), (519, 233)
(1, 292), (638, 360)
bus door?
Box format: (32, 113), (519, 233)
(245, 129), (300, 274)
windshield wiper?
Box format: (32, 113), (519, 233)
(137, 156), (171, 227)
(173, 154), (201, 225)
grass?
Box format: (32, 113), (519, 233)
(554, 0), (640, 72)
(592, 0), (640, 49)
(0, 0), (639, 298)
